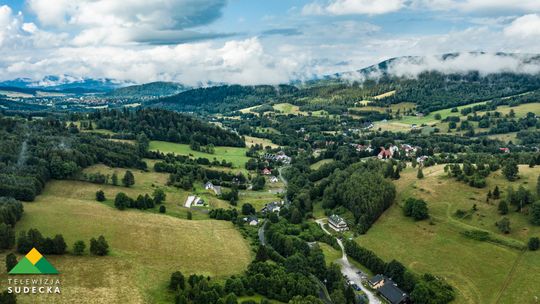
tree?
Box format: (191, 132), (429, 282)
(187, 211), (192, 220)
(114, 192), (130, 210)
(537, 175), (540, 197)
(496, 217), (511, 234)
(417, 168), (424, 179)
(169, 271), (185, 291)
(111, 172), (118, 186)
(0, 223), (15, 249)
(498, 200), (509, 215)
(502, 159), (519, 181)
(90, 235), (109, 256)
(136, 132), (150, 155)
(241, 203), (255, 215)
(493, 186), (500, 199)
(153, 188), (166, 205)
(0, 291), (16, 304)
(531, 202), (540, 225)
(403, 198), (429, 221)
(95, 190), (106, 202)
(528, 237), (539, 251)
(5, 253), (17, 272)
(251, 175), (266, 191)
(73, 240), (86, 255)
(122, 170), (135, 187)
(159, 205), (166, 213)
(52, 234), (67, 254)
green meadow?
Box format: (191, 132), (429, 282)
(149, 141), (250, 170)
(358, 165), (540, 304)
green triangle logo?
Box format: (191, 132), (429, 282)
(9, 248), (59, 275)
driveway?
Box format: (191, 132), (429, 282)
(316, 219), (381, 304)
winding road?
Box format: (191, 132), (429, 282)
(316, 219), (381, 304)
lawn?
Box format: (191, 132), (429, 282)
(149, 141), (250, 171)
(357, 165), (540, 304)
(1, 178), (252, 304)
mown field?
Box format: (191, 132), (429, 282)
(358, 165), (540, 304)
(0, 175), (252, 303)
(148, 140), (250, 171)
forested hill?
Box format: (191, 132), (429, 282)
(145, 84), (298, 113)
(106, 82), (190, 98)
(0, 114), (145, 201)
(91, 108), (245, 147)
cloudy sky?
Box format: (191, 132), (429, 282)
(1, 0), (540, 85)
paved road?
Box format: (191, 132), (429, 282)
(258, 220), (267, 245)
(316, 219), (381, 304)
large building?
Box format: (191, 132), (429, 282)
(328, 215), (349, 232)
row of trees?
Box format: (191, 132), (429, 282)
(113, 189), (166, 210)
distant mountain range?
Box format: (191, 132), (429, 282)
(3, 52), (540, 98)
(106, 82), (190, 98)
(0, 75), (130, 94)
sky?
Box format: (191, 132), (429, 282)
(0, 0), (540, 85)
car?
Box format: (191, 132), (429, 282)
(352, 284), (361, 291)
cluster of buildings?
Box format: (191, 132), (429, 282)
(261, 201), (284, 214)
(368, 275), (408, 304)
(263, 151), (292, 164)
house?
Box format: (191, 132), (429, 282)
(243, 216), (259, 226)
(368, 274), (386, 289)
(193, 197), (205, 207)
(400, 144), (419, 157)
(204, 181), (222, 195)
(416, 155), (429, 165)
(378, 281), (408, 304)
(261, 201), (282, 214)
(262, 168), (272, 175)
(355, 144), (373, 153)
(378, 147), (393, 159)
(369, 275), (408, 304)
(269, 176), (279, 183)
(204, 181), (214, 190)
(185, 195), (205, 208)
(328, 214), (349, 232)
(499, 147), (510, 153)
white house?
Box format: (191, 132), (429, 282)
(269, 176), (279, 183)
(328, 215), (349, 232)
(243, 216), (259, 226)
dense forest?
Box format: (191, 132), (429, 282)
(146, 85), (298, 113)
(0, 114), (145, 201)
(91, 108), (245, 147)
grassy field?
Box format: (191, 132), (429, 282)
(357, 165), (540, 304)
(149, 141), (250, 171)
(1, 178), (252, 304)
(244, 135), (279, 149)
(310, 159), (334, 170)
(273, 103), (301, 114)
(83, 163), (231, 218)
(319, 243), (342, 266)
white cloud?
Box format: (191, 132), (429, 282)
(302, 0), (404, 16)
(413, 0), (540, 12)
(0, 38), (306, 86)
(27, 0), (228, 46)
(504, 14), (540, 38)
